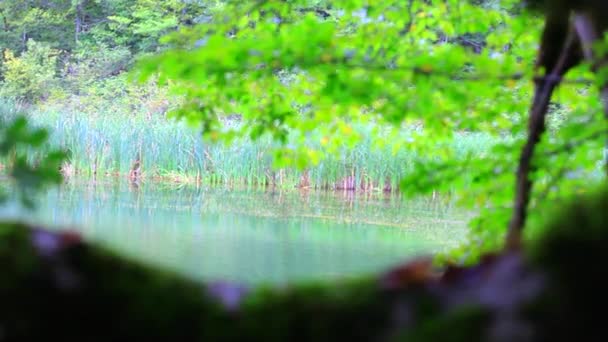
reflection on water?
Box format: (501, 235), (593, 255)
(0, 179), (470, 285)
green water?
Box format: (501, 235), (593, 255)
(1, 180), (470, 285)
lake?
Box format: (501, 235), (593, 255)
(0, 179), (470, 285)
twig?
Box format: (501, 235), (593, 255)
(543, 129), (608, 157)
(198, 59), (595, 85)
(536, 163), (571, 203)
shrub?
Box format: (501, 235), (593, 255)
(0, 40), (58, 102)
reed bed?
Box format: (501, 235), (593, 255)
(1, 101), (497, 191)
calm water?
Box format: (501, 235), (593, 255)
(1, 180), (469, 285)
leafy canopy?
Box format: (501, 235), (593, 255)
(134, 0), (606, 259)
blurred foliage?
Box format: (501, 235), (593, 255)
(0, 107), (67, 208)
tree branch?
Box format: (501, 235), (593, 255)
(506, 23), (580, 250)
(573, 12), (608, 175)
(543, 129), (608, 157)
(398, 0), (415, 36)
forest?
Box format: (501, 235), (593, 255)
(1, 0), (607, 340)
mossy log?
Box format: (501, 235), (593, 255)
(1, 189), (607, 341)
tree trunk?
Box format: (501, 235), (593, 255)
(75, 1), (86, 43)
(0, 9), (10, 32)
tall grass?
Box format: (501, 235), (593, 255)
(1, 101), (498, 191)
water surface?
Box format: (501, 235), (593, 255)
(1, 180), (470, 285)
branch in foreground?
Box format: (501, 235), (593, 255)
(506, 20), (580, 250)
(573, 12), (608, 175)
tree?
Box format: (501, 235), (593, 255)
(505, 0), (608, 248)
(0, 0), (73, 53)
(1, 40), (59, 101)
(103, 0), (208, 52)
(136, 0), (607, 259)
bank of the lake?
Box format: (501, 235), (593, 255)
(0, 179), (471, 285)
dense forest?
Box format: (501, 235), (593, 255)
(1, 0), (608, 340)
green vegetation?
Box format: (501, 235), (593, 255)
(1, 100), (497, 190)
(0, 110), (66, 208)
(2, 29), (483, 190)
(1, 0), (608, 339)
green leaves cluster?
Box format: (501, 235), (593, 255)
(0, 40), (59, 102)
